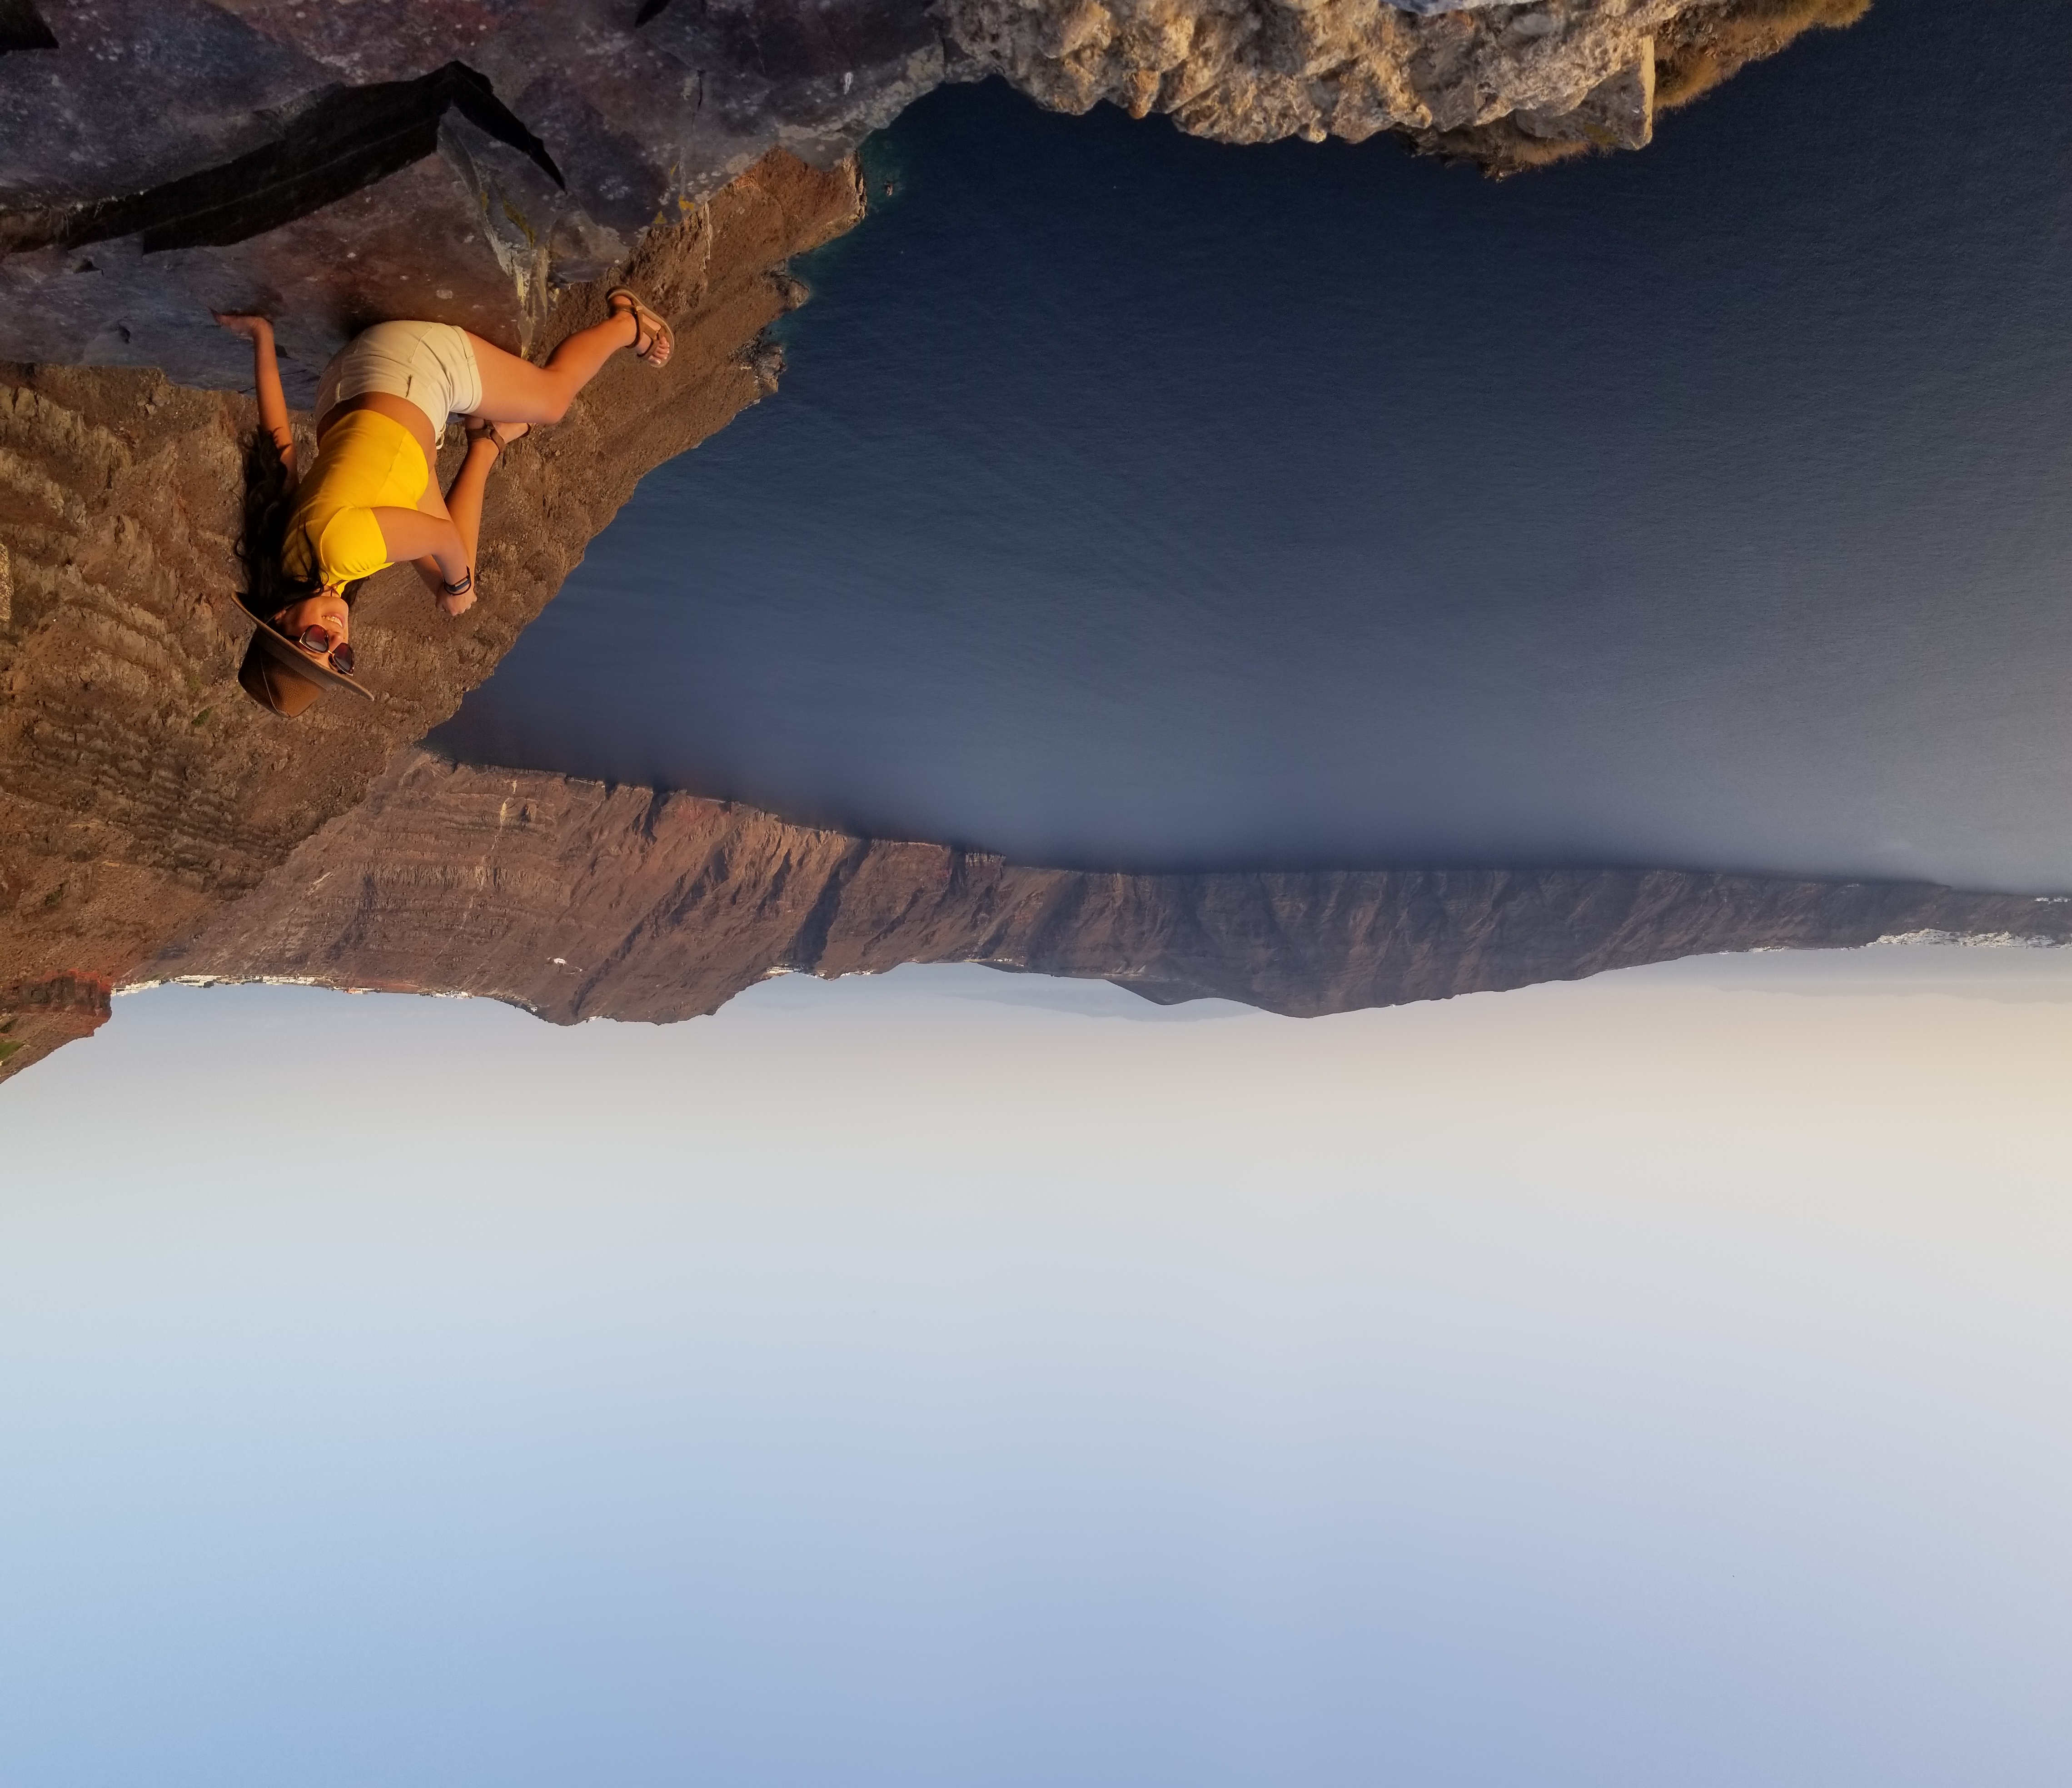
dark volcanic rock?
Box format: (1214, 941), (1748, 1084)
(145, 751), (2072, 1029)
(0, 0), (1872, 384)
(0, 0), (933, 383)
(0, 40), (625, 396)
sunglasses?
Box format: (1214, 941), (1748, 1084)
(291, 625), (355, 676)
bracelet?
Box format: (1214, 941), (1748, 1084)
(440, 568), (473, 597)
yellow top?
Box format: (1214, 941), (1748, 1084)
(282, 410), (429, 588)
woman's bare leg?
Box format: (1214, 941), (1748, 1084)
(465, 309), (641, 425)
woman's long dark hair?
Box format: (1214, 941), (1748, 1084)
(234, 427), (364, 620)
(234, 427), (317, 621)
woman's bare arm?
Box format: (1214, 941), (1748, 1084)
(213, 313), (297, 483)
(371, 507), (469, 589)
(429, 437), (499, 614)
(398, 436), (499, 613)
(406, 465), (454, 599)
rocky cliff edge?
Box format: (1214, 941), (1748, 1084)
(0, 0), (1868, 386)
(0, 0), (1877, 1082)
(1, 153), (864, 1081)
(144, 750), (2072, 1033)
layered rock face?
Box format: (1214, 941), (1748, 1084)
(0, 0), (1868, 383)
(147, 751), (2072, 1028)
(0, 154), (863, 1081)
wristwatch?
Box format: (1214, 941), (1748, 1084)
(441, 568), (473, 597)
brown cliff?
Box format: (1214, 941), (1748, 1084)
(0, 0), (1881, 1083)
(0, 2), (1870, 383)
(141, 751), (2072, 1032)
(0, 153), (864, 1081)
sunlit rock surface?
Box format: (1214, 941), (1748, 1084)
(143, 751), (2072, 1028)
(0, 154), (862, 1082)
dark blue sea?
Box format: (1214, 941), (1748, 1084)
(434, 0), (2072, 889)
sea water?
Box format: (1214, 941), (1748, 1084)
(436, 0), (2072, 889)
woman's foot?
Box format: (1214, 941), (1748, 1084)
(606, 288), (673, 368)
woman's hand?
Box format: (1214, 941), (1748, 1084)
(437, 565), (477, 617)
(411, 552), (479, 616)
(212, 311), (274, 342)
(373, 508), (475, 616)
(412, 556), (478, 614)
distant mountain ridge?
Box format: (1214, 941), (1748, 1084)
(144, 751), (2072, 1030)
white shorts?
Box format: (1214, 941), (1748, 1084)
(314, 321), (484, 445)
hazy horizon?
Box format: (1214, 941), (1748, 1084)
(5, 949), (2068, 1787)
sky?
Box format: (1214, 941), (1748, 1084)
(3, 949), (2069, 1787)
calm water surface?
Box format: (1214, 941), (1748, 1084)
(436, 0), (2072, 887)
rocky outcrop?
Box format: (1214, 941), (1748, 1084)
(945, 0), (1872, 167)
(0, 151), (864, 1081)
(0, 1), (1869, 383)
(0, 970), (108, 1078)
(0, 0), (1880, 1084)
(139, 751), (2072, 1036)
(947, 0), (1668, 155)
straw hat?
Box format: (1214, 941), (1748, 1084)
(236, 608), (375, 716)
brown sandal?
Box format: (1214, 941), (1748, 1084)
(464, 417), (531, 454)
(607, 287), (673, 368)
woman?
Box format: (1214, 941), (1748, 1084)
(218, 290), (675, 716)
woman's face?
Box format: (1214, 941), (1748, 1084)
(275, 589), (351, 664)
